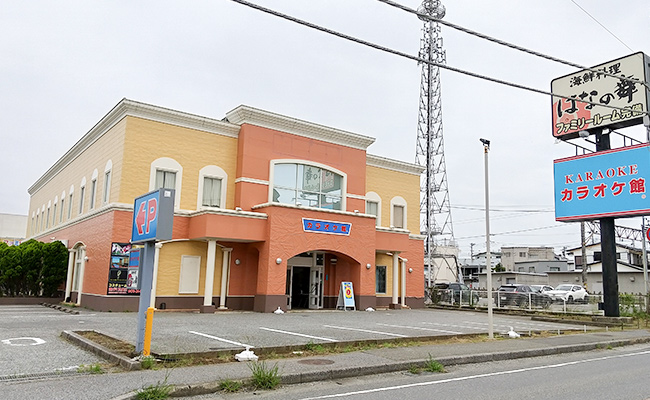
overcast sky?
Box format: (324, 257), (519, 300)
(2, 0), (649, 257)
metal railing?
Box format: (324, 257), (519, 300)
(428, 288), (650, 315)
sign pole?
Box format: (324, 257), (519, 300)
(596, 130), (620, 317)
(643, 219), (649, 312)
(135, 241), (155, 353)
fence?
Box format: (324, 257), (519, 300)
(428, 288), (649, 315)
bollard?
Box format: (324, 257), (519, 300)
(143, 307), (154, 356)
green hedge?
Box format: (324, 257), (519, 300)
(0, 240), (68, 297)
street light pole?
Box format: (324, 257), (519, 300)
(481, 138), (494, 339)
(642, 218), (649, 312)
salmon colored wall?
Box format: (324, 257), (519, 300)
(405, 237), (425, 298)
(188, 213), (267, 242)
(235, 124), (367, 211)
(253, 205), (376, 297)
(227, 244), (259, 296)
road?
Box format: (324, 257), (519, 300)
(195, 343), (650, 400)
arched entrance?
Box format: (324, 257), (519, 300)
(286, 252), (325, 310)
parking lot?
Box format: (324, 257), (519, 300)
(0, 305), (596, 378)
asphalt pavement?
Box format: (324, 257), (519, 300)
(1, 305), (649, 400)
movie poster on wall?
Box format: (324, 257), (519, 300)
(107, 242), (142, 295)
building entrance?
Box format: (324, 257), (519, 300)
(287, 253), (324, 310)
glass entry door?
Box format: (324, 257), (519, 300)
(309, 266), (323, 309)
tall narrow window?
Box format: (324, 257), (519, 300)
(393, 205), (404, 229)
(35, 215), (39, 233)
(79, 186), (85, 214)
(89, 179), (97, 209)
(60, 198), (65, 223)
(366, 200), (379, 226)
(376, 266), (387, 293)
(103, 170), (111, 204)
(155, 170), (176, 190)
(68, 193), (73, 219)
(52, 203), (57, 227)
(202, 177), (222, 207)
(46, 207), (50, 229)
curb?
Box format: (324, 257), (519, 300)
(111, 334), (650, 400)
(41, 302), (80, 315)
(61, 331), (141, 371)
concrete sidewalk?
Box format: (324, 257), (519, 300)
(102, 329), (650, 400)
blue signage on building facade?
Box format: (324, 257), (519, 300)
(302, 218), (351, 236)
(554, 143), (650, 221)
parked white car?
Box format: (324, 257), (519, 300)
(546, 284), (589, 303)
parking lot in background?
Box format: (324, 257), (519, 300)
(0, 305), (595, 377)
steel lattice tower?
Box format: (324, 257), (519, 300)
(414, 0), (455, 286)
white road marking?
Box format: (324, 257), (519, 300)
(300, 349), (650, 399)
(324, 325), (408, 338)
(259, 327), (337, 342)
(1, 337), (46, 346)
(378, 323), (462, 335)
(422, 322), (485, 331)
(188, 331), (253, 348)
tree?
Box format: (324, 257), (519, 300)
(40, 241), (68, 297)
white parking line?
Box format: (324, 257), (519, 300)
(422, 322), (486, 331)
(378, 323), (462, 335)
(324, 325), (408, 337)
(188, 331), (253, 348)
(259, 327), (337, 342)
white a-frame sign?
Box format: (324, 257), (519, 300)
(336, 281), (356, 311)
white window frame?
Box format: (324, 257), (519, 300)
(150, 157), (182, 208)
(79, 177), (86, 215)
(59, 191), (66, 223)
(179, 255), (201, 294)
(67, 186), (74, 220)
(390, 196), (407, 229)
(89, 169), (98, 210)
(103, 160), (112, 205)
(269, 159), (347, 210)
(46, 201), (51, 229)
(365, 191), (381, 227)
(197, 165), (228, 210)
(52, 197), (58, 227)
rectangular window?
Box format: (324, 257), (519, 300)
(202, 177), (222, 207)
(594, 252), (602, 262)
(89, 179), (97, 209)
(35, 215), (39, 233)
(155, 170), (176, 190)
(103, 171), (111, 204)
(68, 193), (73, 219)
(393, 205), (404, 229)
(519, 252), (527, 257)
(79, 186), (85, 214)
(60, 198), (65, 223)
(179, 255), (201, 294)
(46, 208), (50, 229)
(52, 204), (57, 226)
(376, 265), (387, 293)
(366, 200), (379, 226)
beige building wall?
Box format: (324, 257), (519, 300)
(365, 165), (420, 232)
(27, 118), (127, 237)
(121, 117), (239, 211)
(156, 240), (226, 297)
(374, 253), (396, 298)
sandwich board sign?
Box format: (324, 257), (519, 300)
(336, 281), (356, 311)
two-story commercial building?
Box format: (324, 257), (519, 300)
(27, 99), (425, 312)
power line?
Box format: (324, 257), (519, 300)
(377, 0), (650, 92)
(228, 0), (650, 118)
(456, 224), (567, 240)
(570, 0), (634, 52)
(452, 205), (553, 213)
